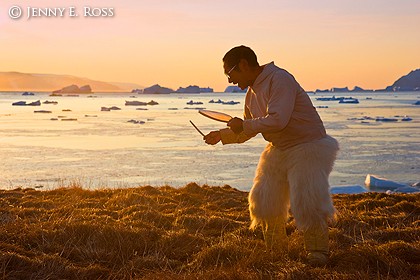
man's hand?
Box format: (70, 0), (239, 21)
(204, 130), (221, 145)
(227, 117), (244, 134)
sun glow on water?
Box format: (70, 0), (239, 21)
(0, 91), (419, 190)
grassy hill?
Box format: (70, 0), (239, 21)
(0, 183), (419, 279)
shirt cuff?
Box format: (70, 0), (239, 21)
(243, 119), (255, 135)
(220, 128), (238, 145)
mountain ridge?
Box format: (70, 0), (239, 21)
(313, 69), (420, 93)
(390, 69), (420, 91)
(0, 72), (142, 92)
(1, 69), (419, 93)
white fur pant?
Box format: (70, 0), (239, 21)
(249, 135), (339, 231)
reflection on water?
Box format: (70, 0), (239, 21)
(0, 91), (419, 190)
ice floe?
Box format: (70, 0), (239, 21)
(365, 174), (419, 193)
(186, 100), (203, 105)
(127, 119), (145, 124)
(330, 185), (368, 194)
(315, 96), (359, 104)
(209, 99), (240, 105)
(12, 100), (41, 106)
(339, 98), (359, 104)
(125, 100), (159, 106)
(43, 100), (58, 105)
(101, 106), (121, 111)
(347, 115), (413, 123)
(331, 175), (420, 194)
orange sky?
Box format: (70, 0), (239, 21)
(0, 0), (419, 92)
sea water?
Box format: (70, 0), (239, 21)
(0, 91), (419, 190)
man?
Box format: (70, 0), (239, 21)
(204, 45), (339, 266)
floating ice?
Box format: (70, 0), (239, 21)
(186, 100), (203, 105)
(401, 117), (413, 121)
(393, 186), (420, 193)
(127, 119), (145, 124)
(330, 185), (368, 194)
(208, 99), (240, 105)
(339, 98), (359, 104)
(376, 117), (398, 122)
(365, 174), (408, 191)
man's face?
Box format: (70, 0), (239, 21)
(223, 61), (248, 90)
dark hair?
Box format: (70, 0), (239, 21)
(223, 45), (259, 68)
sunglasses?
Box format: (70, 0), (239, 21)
(225, 64), (237, 79)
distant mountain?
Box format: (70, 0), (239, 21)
(390, 69), (420, 91)
(313, 68), (420, 93)
(313, 69), (420, 93)
(0, 72), (142, 92)
(110, 82), (144, 91)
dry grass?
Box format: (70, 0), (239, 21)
(0, 183), (419, 279)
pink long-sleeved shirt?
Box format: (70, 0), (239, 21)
(220, 62), (326, 150)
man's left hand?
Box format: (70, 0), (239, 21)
(228, 117), (244, 134)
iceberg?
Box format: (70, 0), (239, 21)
(12, 101), (27, 106)
(176, 85), (213, 93)
(147, 100), (159, 105)
(101, 106), (121, 111)
(125, 101), (147, 106)
(365, 174), (408, 191)
(401, 117), (413, 121)
(209, 99), (223, 104)
(184, 107), (206, 110)
(208, 99), (239, 105)
(12, 100), (41, 106)
(392, 186), (420, 193)
(61, 118), (77, 121)
(315, 96), (342, 101)
(53, 84), (92, 94)
(222, 100), (240, 105)
(43, 100), (58, 105)
(330, 185), (368, 194)
(127, 119), (145, 124)
(376, 117), (398, 122)
(28, 100), (41, 106)
(224, 86), (247, 93)
(143, 84), (173, 94)
(339, 98), (359, 104)
(186, 100), (203, 105)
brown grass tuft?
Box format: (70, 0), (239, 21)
(0, 185), (419, 279)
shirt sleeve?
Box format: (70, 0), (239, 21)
(243, 71), (298, 135)
(219, 105), (256, 145)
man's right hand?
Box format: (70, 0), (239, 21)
(203, 131), (221, 145)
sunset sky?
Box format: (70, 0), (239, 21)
(0, 0), (419, 92)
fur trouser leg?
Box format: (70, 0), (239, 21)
(248, 136), (339, 252)
(248, 143), (290, 249)
(286, 135), (338, 231)
(286, 135), (339, 264)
